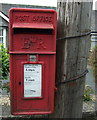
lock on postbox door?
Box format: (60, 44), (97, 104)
(9, 8), (57, 115)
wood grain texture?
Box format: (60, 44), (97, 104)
(49, 1), (92, 118)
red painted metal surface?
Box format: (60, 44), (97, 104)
(12, 23), (54, 29)
(9, 8), (57, 115)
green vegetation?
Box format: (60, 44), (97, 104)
(0, 44), (9, 80)
(83, 85), (94, 102)
(0, 44), (10, 94)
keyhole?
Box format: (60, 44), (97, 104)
(19, 82), (21, 85)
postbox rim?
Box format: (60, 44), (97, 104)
(12, 23), (54, 29)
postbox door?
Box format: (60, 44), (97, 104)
(10, 54), (55, 115)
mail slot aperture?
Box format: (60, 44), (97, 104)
(9, 11), (56, 53)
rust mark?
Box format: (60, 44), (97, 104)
(81, 29), (91, 34)
(68, 81), (77, 86)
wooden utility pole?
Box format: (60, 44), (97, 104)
(49, 1), (92, 118)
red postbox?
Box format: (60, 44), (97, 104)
(9, 8), (57, 115)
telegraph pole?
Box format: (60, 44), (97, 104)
(49, 1), (92, 118)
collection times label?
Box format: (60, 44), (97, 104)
(24, 64), (42, 98)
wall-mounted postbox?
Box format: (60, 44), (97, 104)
(9, 8), (57, 115)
